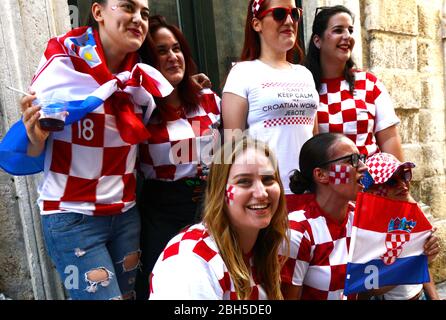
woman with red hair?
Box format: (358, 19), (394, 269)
(222, 0), (319, 197)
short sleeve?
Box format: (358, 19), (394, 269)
(222, 62), (249, 99)
(149, 252), (224, 300)
(281, 213), (312, 286)
(372, 78), (400, 133)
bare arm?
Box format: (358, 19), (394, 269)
(281, 283), (302, 300)
(313, 114), (319, 135)
(423, 269), (440, 300)
(375, 125), (403, 161)
(221, 92), (248, 140)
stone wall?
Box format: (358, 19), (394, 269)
(361, 0), (446, 283)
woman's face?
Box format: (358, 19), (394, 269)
(95, 0), (150, 56)
(225, 148), (281, 236)
(322, 137), (367, 201)
(316, 12), (355, 67)
(152, 27), (186, 87)
(254, 0), (298, 56)
(368, 168), (413, 202)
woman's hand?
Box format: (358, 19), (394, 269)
(191, 73), (212, 89)
(21, 91), (49, 156)
(424, 227), (441, 263)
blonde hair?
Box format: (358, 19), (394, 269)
(202, 136), (289, 300)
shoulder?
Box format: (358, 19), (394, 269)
(229, 60), (257, 73)
(353, 69), (379, 83)
(288, 199), (324, 232)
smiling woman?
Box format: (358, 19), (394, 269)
(305, 5), (403, 160)
(222, 0), (319, 197)
(5, 0), (175, 300)
(149, 136), (290, 300)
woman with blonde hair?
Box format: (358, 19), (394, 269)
(149, 136), (289, 299)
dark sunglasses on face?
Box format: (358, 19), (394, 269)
(258, 7), (303, 23)
(385, 169), (412, 187)
(318, 153), (367, 168)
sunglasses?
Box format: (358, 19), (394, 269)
(318, 153), (366, 169)
(257, 7), (303, 23)
(314, 6), (331, 18)
(385, 168), (412, 187)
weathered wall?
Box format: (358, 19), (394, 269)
(362, 0), (446, 283)
(0, 0), (70, 299)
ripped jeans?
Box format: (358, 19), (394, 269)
(41, 206), (141, 300)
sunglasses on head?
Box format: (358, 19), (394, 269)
(257, 7), (303, 23)
(318, 153), (366, 169)
(385, 168), (412, 187)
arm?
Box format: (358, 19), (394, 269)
(281, 283), (302, 300)
(221, 92), (249, 141)
(20, 93), (49, 157)
(423, 269), (440, 300)
(313, 114), (319, 135)
(375, 125), (403, 161)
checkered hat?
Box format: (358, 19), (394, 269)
(365, 152), (415, 185)
(252, 0), (265, 16)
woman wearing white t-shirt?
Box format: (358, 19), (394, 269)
(222, 0), (319, 196)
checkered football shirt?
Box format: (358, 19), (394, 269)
(280, 196), (355, 300)
(149, 223), (267, 300)
(318, 71), (400, 156)
(39, 98), (143, 216)
(139, 89), (220, 181)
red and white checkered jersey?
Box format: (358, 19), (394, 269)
(38, 99), (142, 216)
(223, 60), (319, 194)
(280, 196), (355, 300)
(149, 223), (267, 300)
(317, 71), (400, 156)
(139, 89), (220, 181)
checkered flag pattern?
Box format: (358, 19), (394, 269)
(329, 164), (351, 185)
(365, 152), (415, 184)
(150, 223), (266, 299)
(252, 0), (264, 15)
(381, 233), (410, 265)
(318, 71), (400, 156)
(280, 199), (356, 300)
(264, 117), (313, 128)
(139, 89), (220, 181)
(226, 185), (235, 206)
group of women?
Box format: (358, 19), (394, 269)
(9, 0), (441, 300)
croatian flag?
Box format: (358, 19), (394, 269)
(344, 192), (432, 295)
(0, 26), (172, 176)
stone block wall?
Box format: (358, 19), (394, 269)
(362, 0), (446, 283)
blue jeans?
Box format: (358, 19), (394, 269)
(41, 206), (141, 300)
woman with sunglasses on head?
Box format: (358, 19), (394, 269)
(135, 15), (221, 300)
(362, 152), (441, 300)
(305, 5), (403, 160)
(149, 136), (289, 300)
(14, 0), (174, 300)
(280, 133), (439, 300)
(222, 0), (319, 196)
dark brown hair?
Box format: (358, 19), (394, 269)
(304, 5), (356, 93)
(141, 15), (200, 114)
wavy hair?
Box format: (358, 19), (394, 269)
(202, 136), (289, 300)
(140, 15), (200, 113)
(304, 5), (356, 93)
